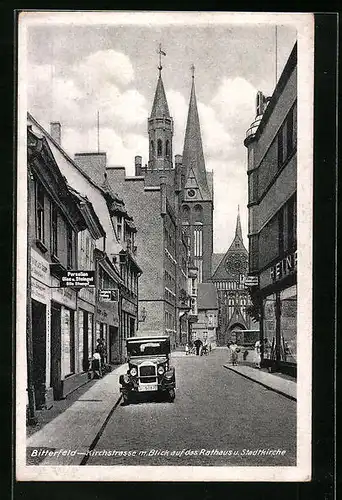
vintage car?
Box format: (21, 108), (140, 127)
(119, 335), (176, 404)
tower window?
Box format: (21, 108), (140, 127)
(150, 140), (154, 156)
(157, 139), (163, 157)
(194, 204), (203, 223)
(165, 140), (170, 157)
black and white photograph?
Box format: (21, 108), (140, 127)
(16, 11), (314, 482)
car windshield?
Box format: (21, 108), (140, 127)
(127, 339), (170, 356)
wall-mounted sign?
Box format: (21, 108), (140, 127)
(270, 251), (297, 282)
(99, 289), (119, 302)
(60, 270), (95, 287)
(244, 276), (259, 287)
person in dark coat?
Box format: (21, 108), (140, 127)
(194, 339), (203, 356)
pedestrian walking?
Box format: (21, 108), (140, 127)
(194, 339), (202, 356)
(185, 343), (189, 355)
(91, 349), (102, 379)
(229, 341), (239, 366)
(254, 339), (261, 368)
(96, 338), (106, 367)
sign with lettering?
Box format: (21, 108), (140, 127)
(60, 270), (95, 287)
(270, 251), (297, 282)
(244, 276), (259, 287)
(99, 289), (119, 302)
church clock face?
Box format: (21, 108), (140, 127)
(225, 253), (248, 274)
(187, 189), (196, 198)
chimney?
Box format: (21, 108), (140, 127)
(50, 122), (61, 145)
(135, 156), (142, 176)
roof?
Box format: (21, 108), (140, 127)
(197, 283), (218, 310)
(150, 74), (170, 118)
(182, 77), (211, 201)
(212, 253), (225, 275)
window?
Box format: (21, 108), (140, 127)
(117, 216), (122, 241)
(287, 193), (297, 251)
(150, 140), (154, 156)
(194, 204), (203, 223)
(157, 139), (163, 157)
(286, 107), (294, 157)
(50, 203), (58, 256)
(182, 205), (190, 223)
(277, 126), (284, 168)
(36, 181), (45, 242)
(67, 227), (73, 269)
(165, 140), (170, 157)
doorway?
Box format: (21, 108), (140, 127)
(109, 326), (120, 364)
(31, 300), (46, 409)
(50, 302), (62, 400)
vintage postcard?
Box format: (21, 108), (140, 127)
(16, 11), (314, 481)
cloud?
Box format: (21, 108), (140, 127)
(74, 50), (135, 88)
(211, 76), (257, 134)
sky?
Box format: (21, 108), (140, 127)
(23, 12), (297, 253)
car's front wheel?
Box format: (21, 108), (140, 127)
(167, 388), (175, 402)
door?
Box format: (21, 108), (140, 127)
(50, 302), (62, 400)
(109, 326), (120, 364)
(31, 300), (46, 409)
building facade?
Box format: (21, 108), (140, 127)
(244, 43), (297, 376)
(211, 209), (259, 346)
(191, 283), (218, 347)
(27, 114), (141, 411)
(103, 67), (213, 346)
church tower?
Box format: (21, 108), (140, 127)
(180, 66), (213, 283)
(211, 207), (258, 346)
(147, 51), (174, 172)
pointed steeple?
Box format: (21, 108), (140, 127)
(182, 67), (210, 200)
(150, 74), (170, 118)
(235, 205), (243, 240)
(229, 206), (246, 252)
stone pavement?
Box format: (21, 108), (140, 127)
(26, 363), (128, 465)
(223, 364), (296, 400)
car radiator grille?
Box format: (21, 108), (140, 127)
(139, 365), (156, 377)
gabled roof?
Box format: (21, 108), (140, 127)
(197, 283), (218, 310)
(212, 253), (225, 275)
(211, 208), (248, 281)
(182, 76), (211, 201)
(150, 74), (170, 118)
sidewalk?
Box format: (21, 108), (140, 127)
(26, 363), (127, 465)
(223, 364), (296, 401)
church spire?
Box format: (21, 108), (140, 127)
(150, 44), (169, 118)
(182, 66), (210, 200)
(148, 45), (173, 171)
(235, 205), (243, 240)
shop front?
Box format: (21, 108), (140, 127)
(259, 251), (297, 377)
(30, 249), (53, 409)
(50, 276), (87, 398)
(96, 301), (120, 365)
(121, 295), (137, 361)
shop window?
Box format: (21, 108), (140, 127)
(157, 139), (163, 157)
(61, 308), (75, 377)
(263, 294), (277, 361)
(50, 203), (58, 256)
(279, 286), (297, 362)
(36, 181), (45, 243)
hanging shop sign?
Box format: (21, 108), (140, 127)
(270, 251), (297, 282)
(244, 276), (259, 287)
(99, 289), (119, 302)
(60, 270), (95, 287)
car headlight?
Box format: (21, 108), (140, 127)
(157, 365), (165, 375)
(130, 367), (137, 376)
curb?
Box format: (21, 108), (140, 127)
(223, 365), (296, 401)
